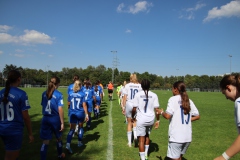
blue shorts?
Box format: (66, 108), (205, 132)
(86, 100), (93, 113)
(1, 134), (23, 151)
(40, 116), (62, 140)
(69, 112), (85, 124)
(95, 97), (101, 106)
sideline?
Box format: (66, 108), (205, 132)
(106, 100), (113, 160)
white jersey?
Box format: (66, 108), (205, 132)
(133, 90), (159, 126)
(123, 82), (142, 103)
(234, 97), (240, 134)
(166, 95), (199, 143)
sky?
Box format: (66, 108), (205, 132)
(0, 0), (240, 77)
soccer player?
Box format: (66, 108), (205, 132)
(40, 76), (65, 160)
(82, 81), (95, 130)
(107, 81), (114, 101)
(214, 75), (240, 160)
(93, 84), (102, 119)
(67, 75), (80, 135)
(116, 82), (122, 105)
(66, 80), (88, 153)
(122, 73), (142, 147)
(0, 70), (34, 160)
(132, 79), (160, 160)
(159, 81), (200, 160)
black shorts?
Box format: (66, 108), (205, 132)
(108, 89), (113, 94)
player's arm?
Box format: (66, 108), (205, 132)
(83, 102), (89, 121)
(154, 108), (160, 129)
(122, 94), (127, 114)
(58, 107), (64, 131)
(214, 134), (240, 160)
(191, 115), (200, 121)
(22, 110), (34, 143)
(159, 108), (172, 119)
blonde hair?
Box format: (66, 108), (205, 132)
(130, 74), (138, 83)
(73, 80), (82, 92)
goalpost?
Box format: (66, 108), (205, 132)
(193, 88), (200, 92)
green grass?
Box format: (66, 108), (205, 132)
(0, 88), (240, 159)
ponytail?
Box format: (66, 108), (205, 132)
(46, 76), (60, 99)
(141, 79), (150, 113)
(173, 81), (190, 115)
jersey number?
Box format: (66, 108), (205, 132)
(45, 100), (52, 114)
(180, 106), (190, 124)
(0, 102), (14, 121)
(71, 98), (81, 109)
(130, 89), (138, 100)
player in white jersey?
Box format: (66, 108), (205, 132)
(122, 74), (142, 147)
(214, 75), (240, 160)
(159, 81), (200, 160)
(132, 79), (160, 160)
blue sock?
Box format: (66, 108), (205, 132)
(67, 129), (74, 143)
(56, 140), (63, 157)
(40, 143), (48, 160)
(78, 127), (84, 141)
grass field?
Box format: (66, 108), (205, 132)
(1, 88), (240, 160)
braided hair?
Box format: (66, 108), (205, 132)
(141, 79), (150, 113)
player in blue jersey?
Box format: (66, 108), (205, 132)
(82, 80), (95, 130)
(93, 84), (102, 119)
(82, 81), (95, 130)
(67, 75), (80, 136)
(40, 76), (65, 160)
(0, 70), (34, 160)
(66, 80), (89, 153)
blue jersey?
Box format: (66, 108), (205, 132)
(68, 91), (86, 113)
(41, 90), (64, 116)
(82, 86), (94, 102)
(0, 87), (30, 135)
(94, 89), (101, 101)
(67, 83), (74, 95)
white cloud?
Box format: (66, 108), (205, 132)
(117, 1), (153, 14)
(203, 0), (240, 22)
(125, 29), (132, 33)
(15, 49), (24, 52)
(0, 25), (12, 32)
(117, 3), (125, 13)
(180, 2), (206, 20)
(0, 50), (3, 55)
(14, 53), (25, 58)
(48, 54), (53, 57)
(0, 27), (53, 45)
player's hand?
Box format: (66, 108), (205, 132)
(59, 123), (64, 132)
(29, 135), (34, 143)
(214, 156), (226, 160)
(122, 109), (125, 115)
(85, 116), (89, 122)
(154, 121), (160, 129)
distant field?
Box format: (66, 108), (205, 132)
(0, 88), (240, 160)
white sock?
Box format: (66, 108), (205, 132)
(133, 127), (137, 139)
(139, 152), (145, 160)
(145, 145), (149, 157)
(127, 131), (132, 144)
(66, 143), (70, 148)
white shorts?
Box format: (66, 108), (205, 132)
(167, 142), (190, 159)
(136, 125), (153, 137)
(125, 102), (134, 118)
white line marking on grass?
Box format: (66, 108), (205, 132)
(107, 100), (113, 160)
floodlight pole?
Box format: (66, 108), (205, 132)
(229, 55), (232, 74)
(111, 51), (117, 83)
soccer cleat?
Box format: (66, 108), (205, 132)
(87, 125), (91, 130)
(65, 145), (73, 154)
(58, 153), (65, 159)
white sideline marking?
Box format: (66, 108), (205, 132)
(107, 100), (113, 160)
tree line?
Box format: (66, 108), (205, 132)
(1, 64), (238, 91)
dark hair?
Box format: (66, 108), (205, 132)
(2, 70), (21, 104)
(46, 76), (60, 99)
(173, 81), (190, 115)
(141, 79), (150, 113)
(73, 75), (79, 82)
(220, 74), (240, 92)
